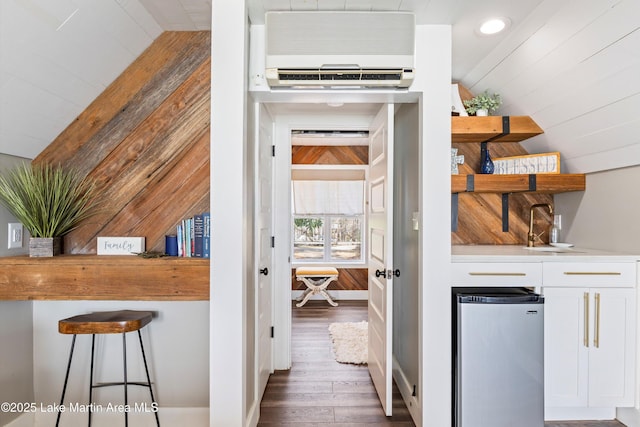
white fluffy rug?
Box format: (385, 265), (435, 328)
(328, 321), (368, 365)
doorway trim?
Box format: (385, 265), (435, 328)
(271, 109), (377, 369)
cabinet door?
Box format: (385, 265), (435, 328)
(544, 287), (589, 407)
(588, 287), (636, 407)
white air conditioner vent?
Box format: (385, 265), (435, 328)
(265, 12), (415, 89)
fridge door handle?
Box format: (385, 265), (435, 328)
(583, 292), (589, 348)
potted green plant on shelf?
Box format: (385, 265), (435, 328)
(463, 90), (502, 116)
(0, 162), (100, 257)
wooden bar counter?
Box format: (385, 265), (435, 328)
(0, 255), (209, 301)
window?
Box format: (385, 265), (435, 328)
(293, 215), (362, 261)
(291, 176), (365, 263)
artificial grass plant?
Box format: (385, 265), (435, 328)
(0, 162), (99, 238)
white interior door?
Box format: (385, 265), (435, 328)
(256, 104), (274, 399)
(368, 103), (394, 416)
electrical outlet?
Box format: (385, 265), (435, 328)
(8, 223), (23, 249)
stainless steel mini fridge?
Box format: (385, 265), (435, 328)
(454, 288), (544, 427)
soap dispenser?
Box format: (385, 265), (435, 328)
(550, 214), (562, 244)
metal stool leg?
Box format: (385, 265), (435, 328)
(56, 334), (77, 427)
(138, 330), (160, 426)
(122, 332), (128, 427)
(88, 334), (95, 427)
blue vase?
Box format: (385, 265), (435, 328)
(480, 147), (494, 174)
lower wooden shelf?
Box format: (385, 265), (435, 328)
(0, 255), (209, 301)
(451, 173), (586, 194)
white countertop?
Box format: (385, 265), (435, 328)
(452, 245), (640, 263)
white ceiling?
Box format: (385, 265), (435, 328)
(2, 0), (638, 173)
(142, 0), (546, 82)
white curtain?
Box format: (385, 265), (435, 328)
(292, 180), (364, 215)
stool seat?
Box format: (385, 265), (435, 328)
(295, 266), (339, 277)
(59, 310), (153, 335)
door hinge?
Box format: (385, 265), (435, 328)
(272, 145), (275, 157)
(271, 236), (275, 248)
(412, 384), (417, 397)
(270, 326), (274, 338)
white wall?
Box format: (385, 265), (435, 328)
(0, 154), (32, 427)
(210, 1), (250, 426)
(32, 301), (209, 408)
(415, 24), (452, 427)
(245, 94), (257, 424)
(392, 102), (421, 421)
(555, 166), (640, 254)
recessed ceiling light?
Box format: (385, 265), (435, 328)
(478, 17), (510, 35)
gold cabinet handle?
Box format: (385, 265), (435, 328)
(594, 293), (601, 348)
(468, 272), (526, 276)
(564, 272), (621, 276)
(584, 292), (589, 348)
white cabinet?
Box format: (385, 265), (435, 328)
(544, 287), (636, 408)
(543, 262), (637, 417)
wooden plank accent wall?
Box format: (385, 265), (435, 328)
(291, 268), (367, 291)
(292, 146), (368, 165)
(452, 141), (554, 245)
(33, 32), (211, 254)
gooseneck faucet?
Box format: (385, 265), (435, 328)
(528, 203), (553, 247)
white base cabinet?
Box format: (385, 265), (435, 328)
(544, 287), (636, 409)
(543, 261), (637, 420)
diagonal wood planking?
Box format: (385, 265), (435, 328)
(452, 141), (554, 245)
(33, 31), (211, 254)
(292, 145), (368, 165)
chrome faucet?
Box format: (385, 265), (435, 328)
(528, 203), (553, 247)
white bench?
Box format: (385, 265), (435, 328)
(295, 267), (339, 307)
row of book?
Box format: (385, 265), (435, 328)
(176, 213), (210, 258)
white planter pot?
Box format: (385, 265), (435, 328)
(476, 109), (489, 116)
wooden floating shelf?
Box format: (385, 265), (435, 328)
(0, 255), (209, 301)
(451, 174), (586, 194)
(452, 116), (544, 144)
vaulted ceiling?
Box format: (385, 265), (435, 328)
(1, 0), (638, 173)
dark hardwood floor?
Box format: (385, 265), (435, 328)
(258, 300), (414, 426)
(257, 299), (627, 427)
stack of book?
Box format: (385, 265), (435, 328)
(176, 212), (210, 258)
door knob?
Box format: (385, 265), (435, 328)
(260, 267), (269, 276)
(392, 269), (400, 277)
(375, 269), (386, 278)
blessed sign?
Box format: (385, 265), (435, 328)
(97, 237), (145, 255)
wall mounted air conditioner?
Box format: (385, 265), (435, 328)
(265, 11), (415, 89)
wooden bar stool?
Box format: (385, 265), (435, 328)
(56, 310), (160, 427)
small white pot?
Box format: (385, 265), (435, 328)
(475, 108), (489, 116)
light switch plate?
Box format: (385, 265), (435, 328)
(8, 223), (23, 249)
